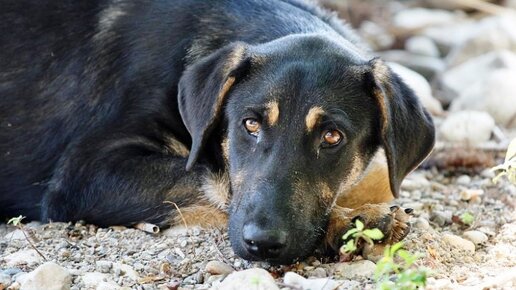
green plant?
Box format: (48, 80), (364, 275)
(7, 215), (47, 260)
(340, 219), (384, 254)
(492, 138), (516, 184)
(375, 242), (428, 290)
(459, 212), (475, 226)
(7, 215), (25, 227)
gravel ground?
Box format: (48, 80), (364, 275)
(1, 161), (515, 289)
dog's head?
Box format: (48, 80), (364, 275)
(178, 35), (434, 264)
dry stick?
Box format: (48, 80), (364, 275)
(19, 225), (47, 261)
(450, 0), (516, 15)
(163, 201), (196, 259)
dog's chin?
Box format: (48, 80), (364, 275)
(228, 227), (321, 265)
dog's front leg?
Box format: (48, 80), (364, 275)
(325, 204), (412, 260)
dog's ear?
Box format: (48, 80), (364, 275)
(367, 59), (435, 197)
(178, 43), (250, 170)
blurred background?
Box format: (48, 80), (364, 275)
(318, 0), (516, 170)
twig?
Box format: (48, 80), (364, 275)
(20, 228), (47, 261)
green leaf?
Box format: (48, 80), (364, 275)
(505, 138), (516, 163)
(342, 228), (359, 240)
(7, 215), (24, 226)
(344, 239), (357, 253)
(460, 212), (475, 226)
(363, 228), (385, 240)
(390, 242), (404, 257)
(355, 219), (364, 231)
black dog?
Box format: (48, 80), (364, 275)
(0, 0), (434, 264)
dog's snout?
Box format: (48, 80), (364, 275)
(242, 223), (287, 259)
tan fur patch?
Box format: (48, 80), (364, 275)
(164, 136), (190, 158)
(317, 182), (334, 206)
(213, 76), (236, 117)
(305, 106), (325, 132)
(221, 137), (230, 162)
(172, 205), (228, 229)
(337, 150), (394, 209)
(223, 45), (246, 75)
(266, 101), (280, 126)
(337, 154), (366, 195)
(201, 171), (231, 210)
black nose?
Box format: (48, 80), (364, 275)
(242, 223), (287, 259)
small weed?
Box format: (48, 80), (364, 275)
(7, 215), (47, 260)
(459, 212), (475, 226)
(375, 242), (428, 290)
(492, 138), (516, 184)
(340, 219), (384, 255)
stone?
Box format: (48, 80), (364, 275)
(358, 21), (395, 51)
(422, 20), (477, 54)
(112, 263), (139, 281)
(463, 231), (488, 245)
(333, 260), (376, 280)
(387, 62), (443, 115)
(4, 229), (26, 241)
(308, 267), (327, 278)
(414, 217), (430, 230)
(95, 260), (113, 273)
(439, 111), (495, 145)
(205, 261), (234, 275)
(82, 272), (109, 288)
(4, 250), (44, 267)
(450, 68), (516, 128)
(379, 50), (446, 80)
(393, 8), (458, 31)
(96, 281), (121, 290)
(456, 175), (472, 185)
(401, 172), (431, 191)
(440, 50), (516, 102)
(20, 262), (71, 290)
(283, 272), (338, 290)
(213, 268), (279, 290)
(431, 211), (452, 227)
(443, 233), (476, 253)
(0, 273), (11, 288)
(446, 16), (516, 67)
(406, 36), (440, 57)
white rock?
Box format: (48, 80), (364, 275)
(443, 233), (476, 253)
(213, 268), (279, 290)
(205, 261), (234, 275)
(401, 172), (431, 191)
(463, 230), (488, 245)
(446, 16), (516, 67)
(359, 21), (395, 51)
(413, 217), (430, 230)
(0, 273), (11, 288)
(20, 262), (71, 290)
(388, 62), (443, 115)
(394, 8), (458, 31)
(406, 36), (440, 57)
(333, 260), (376, 279)
(3, 250), (43, 267)
(456, 175), (472, 185)
(439, 111), (495, 145)
(96, 281), (120, 290)
(380, 50), (446, 80)
(422, 20), (477, 53)
(82, 272), (109, 288)
(283, 272), (339, 290)
(112, 263), (139, 281)
(450, 68), (516, 128)
(4, 229), (26, 241)
(440, 50), (516, 101)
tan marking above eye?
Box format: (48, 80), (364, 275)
(305, 106), (325, 132)
(244, 118), (261, 136)
(323, 130), (342, 146)
(266, 101), (280, 126)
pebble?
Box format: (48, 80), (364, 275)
(443, 233), (476, 253)
(0, 273), (11, 288)
(393, 8), (458, 31)
(456, 175), (472, 185)
(463, 231), (488, 245)
(4, 250), (44, 267)
(205, 261), (234, 275)
(20, 262), (72, 290)
(307, 267), (327, 278)
(213, 268), (279, 290)
(413, 217), (431, 230)
(95, 261), (113, 273)
(96, 281), (121, 290)
(82, 272), (109, 288)
(431, 211), (452, 227)
(333, 260), (376, 279)
(112, 263), (139, 281)
(283, 272), (339, 290)
(406, 35), (440, 57)
(439, 111), (495, 145)
(4, 229), (26, 241)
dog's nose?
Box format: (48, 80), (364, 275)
(242, 223), (287, 258)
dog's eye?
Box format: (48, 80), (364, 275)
(321, 130), (343, 148)
(244, 118), (261, 137)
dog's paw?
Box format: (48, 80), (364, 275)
(326, 204), (413, 261)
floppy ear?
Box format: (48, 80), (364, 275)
(367, 58), (435, 197)
(178, 43), (250, 170)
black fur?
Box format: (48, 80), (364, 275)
(0, 0), (434, 264)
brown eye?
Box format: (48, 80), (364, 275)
(322, 130), (343, 147)
(244, 118), (261, 136)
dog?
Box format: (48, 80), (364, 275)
(0, 0), (435, 264)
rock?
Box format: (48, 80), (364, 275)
(406, 36), (440, 57)
(456, 175), (472, 185)
(387, 62), (443, 115)
(443, 233), (476, 253)
(3, 250), (44, 267)
(213, 268), (279, 290)
(440, 50), (516, 102)
(308, 267), (327, 278)
(333, 260), (376, 279)
(4, 229), (26, 241)
(459, 189), (484, 203)
(20, 262), (71, 290)
(393, 8), (458, 31)
(446, 16), (516, 67)
(95, 261), (113, 273)
(439, 111), (495, 145)
(283, 272), (339, 290)
(431, 211), (452, 227)
(414, 217), (430, 230)
(401, 172), (431, 191)
(379, 50), (446, 80)
(463, 231), (488, 245)
(205, 261), (234, 275)
(0, 273), (11, 288)
(422, 20), (477, 54)
(358, 21), (395, 51)
(96, 281), (120, 290)
(82, 272), (109, 288)
(450, 68), (516, 128)
(112, 263), (139, 281)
